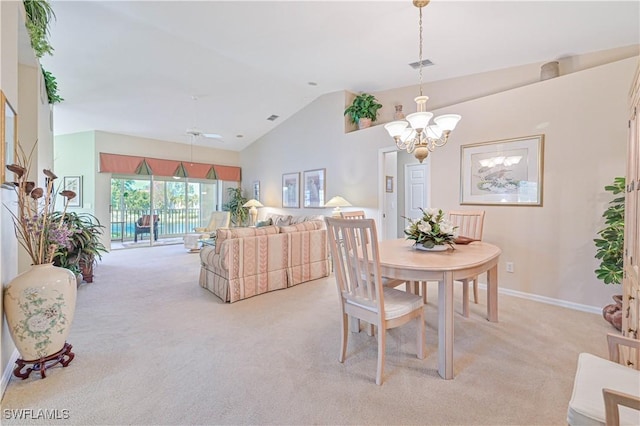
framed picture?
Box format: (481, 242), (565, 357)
(63, 176), (83, 207)
(1, 91), (17, 184)
(303, 168), (326, 208)
(282, 172), (300, 208)
(385, 176), (394, 193)
(253, 180), (260, 201)
(460, 134), (544, 206)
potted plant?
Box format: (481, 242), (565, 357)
(51, 211), (107, 283)
(223, 187), (249, 227)
(594, 176), (625, 330)
(344, 92), (383, 129)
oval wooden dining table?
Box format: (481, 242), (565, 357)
(377, 239), (502, 379)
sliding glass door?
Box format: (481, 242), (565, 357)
(110, 175), (221, 246)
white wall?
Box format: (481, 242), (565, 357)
(241, 56), (638, 310)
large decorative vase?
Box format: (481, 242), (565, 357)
(3, 263), (77, 378)
(602, 294), (623, 331)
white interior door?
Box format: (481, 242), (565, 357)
(404, 162), (430, 219)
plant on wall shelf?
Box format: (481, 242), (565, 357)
(223, 187), (249, 227)
(594, 177), (625, 285)
(42, 66), (63, 104)
(344, 92), (383, 130)
(23, 0), (56, 58)
(23, 0), (63, 104)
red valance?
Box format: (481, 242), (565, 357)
(99, 153), (241, 182)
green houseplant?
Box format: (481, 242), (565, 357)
(223, 187), (249, 227)
(594, 177), (625, 331)
(594, 177), (625, 285)
(344, 93), (383, 129)
(51, 211), (107, 283)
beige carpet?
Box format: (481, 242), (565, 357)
(1, 244), (615, 425)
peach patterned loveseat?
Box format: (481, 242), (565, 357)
(199, 220), (329, 303)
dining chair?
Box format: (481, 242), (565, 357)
(421, 210), (485, 317)
(325, 217), (426, 385)
(340, 210), (366, 219)
(567, 333), (640, 426)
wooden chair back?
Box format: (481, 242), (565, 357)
(340, 210), (366, 220)
(326, 217), (384, 318)
(448, 210), (485, 240)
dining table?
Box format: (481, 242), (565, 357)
(377, 239), (502, 379)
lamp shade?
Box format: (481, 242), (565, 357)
(243, 199), (263, 208)
(324, 196), (352, 208)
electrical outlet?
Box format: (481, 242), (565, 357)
(506, 262), (514, 273)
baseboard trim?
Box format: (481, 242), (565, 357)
(477, 283), (602, 314)
(1, 349), (19, 399)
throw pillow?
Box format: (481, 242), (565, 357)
(256, 218), (273, 228)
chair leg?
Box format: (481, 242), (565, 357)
(339, 313), (348, 363)
(462, 279), (470, 317)
(417, 311), (426, 359)
(421, 281), (427, 304)
(376, 326), (386, 385)
(472, 276), (479, 304)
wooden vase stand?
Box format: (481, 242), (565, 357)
(13, 342), (75, 380)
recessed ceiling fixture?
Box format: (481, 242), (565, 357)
(267, 115), (279, 121)
(409, 59), (434, 70)
(384, 0), (461, 163)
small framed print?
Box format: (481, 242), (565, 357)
(385, 176), (394, 193)
(253, 180), (260, 201)
(63, 176), (82, 207)
(1, 91), (17, 184)
(303, 168), (326, 208)
(460, 134), (544, 206)
(282, 172), (300, 208)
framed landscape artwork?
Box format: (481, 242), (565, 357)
(460, 134), (544, 206)
(282, 172), (300, 208)
(303, 168), (326, 208)
(63, 176), (83, 207)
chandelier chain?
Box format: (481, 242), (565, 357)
(418, 5), (423, 97)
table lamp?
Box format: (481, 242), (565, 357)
(324, 196), (352, 217)
(243, 199), (264, 226)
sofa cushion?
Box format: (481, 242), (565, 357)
(279, 220), (323, 233)
(290, 214), (325, 224)
(215, 225), (279, 253)
(267, 214), (293, 226)
(256, 218), (273, 227)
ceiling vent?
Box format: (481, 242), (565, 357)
(409, 59), (434, 70)
(267, 114), (279, 121)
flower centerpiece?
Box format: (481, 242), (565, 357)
(404, 208), (458, 250)
(3, 145), (78, 377)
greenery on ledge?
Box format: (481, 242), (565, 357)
(594, 177), (625, 285)
(23, 0), (62, 104)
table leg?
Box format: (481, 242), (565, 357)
(438, 272), (455, 380)
(487, 264), (499, 322)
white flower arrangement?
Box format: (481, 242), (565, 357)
(404, 208), (458, 249)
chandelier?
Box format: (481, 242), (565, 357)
(384, 0), (461, 163)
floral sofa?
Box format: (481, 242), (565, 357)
(199, 219), (329, 303)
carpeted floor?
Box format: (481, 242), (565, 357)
(1, 244), (615, 425)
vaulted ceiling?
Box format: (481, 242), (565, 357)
(40, 1), (639, 151)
